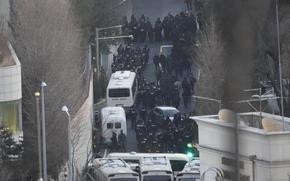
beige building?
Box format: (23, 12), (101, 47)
(192, 112), (290, 181)
(0, 33), (22, 134)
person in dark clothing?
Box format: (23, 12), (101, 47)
(189, 75), (196, 93)
(140, 107), (147, 122)
(111, 131), (118, 151)
(159, 54), (166, 71)
(130, 107), (137, 128)
(154, 18), (163, 42)
(153, 54), (160, 71)
(147, 22), (154, 43)
(173, 113), (181, 128)
(182, 77), (190, 92)
(118, 130), (127, 152)
(182, 78), (191, 108)
(172, 94), (180, 109)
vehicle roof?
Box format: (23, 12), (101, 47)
(93, 158), (138, 177)
(155, 106), (179, 112)
(101, 107), (126, 118)
(178, 159), (200, 175)
(107, 152), (189, 162)
(139, 156), (172, 174)
(107, 71), (136, 89)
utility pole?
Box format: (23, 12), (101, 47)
(95, 28), (100, 81)
(275, 0), (285, 130)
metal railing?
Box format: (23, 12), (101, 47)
(201, 167), (224, 181)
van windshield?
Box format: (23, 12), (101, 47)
(109, 89), (130, 97)
(170, 160), (188, 171)
(110, 178), (138, 181)
(143, 175), (171, 181)
(178, 179), (198, 181)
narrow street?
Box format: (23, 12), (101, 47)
(126, 0), (193, 152)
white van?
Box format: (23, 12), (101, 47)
(175, 159), (200, 181)
(107, 152), (189, 173)
(92, 158), (140, 181)
(139, 156), (174, 181)
(106, 71), (137, 108)
(101, 107), (127, 142)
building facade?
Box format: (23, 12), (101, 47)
(0, 34), (22, 134)
(192, 112), (290, 181)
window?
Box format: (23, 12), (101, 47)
(143, 175), (171, 181)
(109, 89), (130, 97)
(115, 122), (121, 129)
(0, 100), (22, 133)
(107, 123), (113, 129)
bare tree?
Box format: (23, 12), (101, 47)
(9, 0), (90, 178)
(0, 15), (6, 33)
(194, 16), (226, 115)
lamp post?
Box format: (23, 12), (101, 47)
(275, 0), (285, 130)
(35, 92), (43, 181)
(40, 81), (48, 181)
(62, 106), (73, 181)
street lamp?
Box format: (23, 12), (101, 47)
(35, 92), (43, 181)
(61, 106), (73, 181)
(40, 81), (48, 181)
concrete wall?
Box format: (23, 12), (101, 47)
(71, 75), (94, 175)
(0, 0), (9, 17)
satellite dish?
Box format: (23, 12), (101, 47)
(218, 109), (236, 122)
(262, 118), (282, 132)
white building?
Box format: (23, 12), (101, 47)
(192, 111), (290, 181)
(0, 33), (22, 135)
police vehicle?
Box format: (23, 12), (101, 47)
(106, 71), (137, 108)
(91, 158), (140, 181)
(175, 159), (200, 181)
(101, 107), (127, 143)
(106, 152), (189, 173)
(138, 156), (174, 181)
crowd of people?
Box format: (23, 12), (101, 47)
(127, 106), (198, 153)
(111, 44), (150, 73)
(122, 11), (198, 44)
(99, 8), (202, 154)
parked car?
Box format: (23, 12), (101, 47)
(150, 106), (180, 127)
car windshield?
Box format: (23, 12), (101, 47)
(163, 109), (179, 118)
(143, 175), (171, 181)
(110, 178), (138, 181)
(178, 179), (198, 181)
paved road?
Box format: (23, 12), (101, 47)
(126, 0), (194, 152)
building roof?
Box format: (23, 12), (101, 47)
(0, 33), (16, 67)
(192, 112), (290, 135)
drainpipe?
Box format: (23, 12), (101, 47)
(249, 155), (257, 181)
